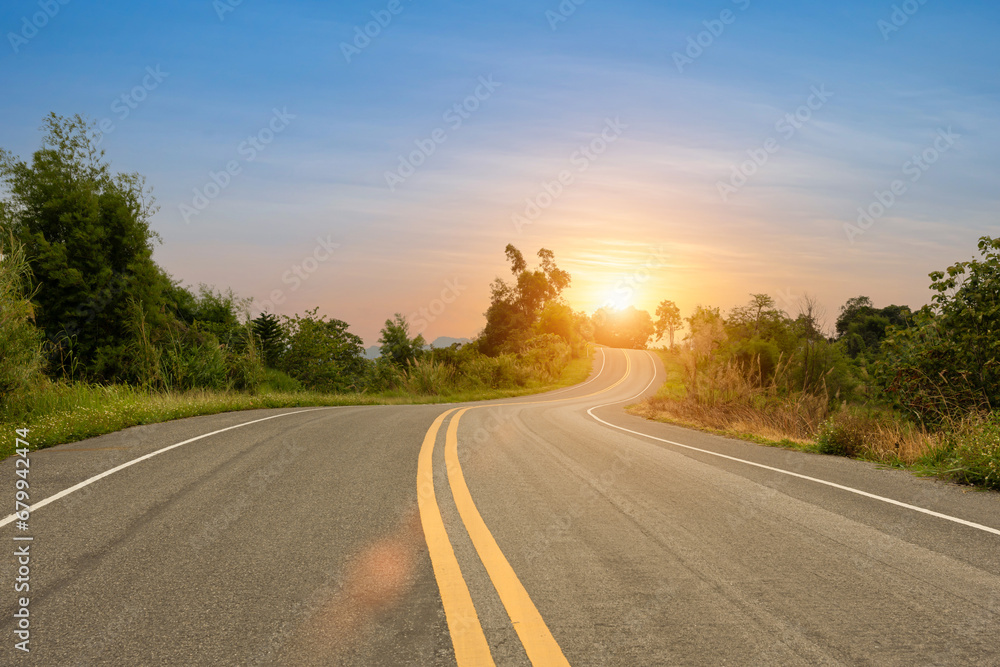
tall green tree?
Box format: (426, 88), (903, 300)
(0, 113), (167, 381)
(479, 245), (572, 356)
(251, 311), (286, 368)
(378, 313), (426, 367)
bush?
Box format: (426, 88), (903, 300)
(941, 413), (1000, 490)
(816, 413), (870, 457)
(279, 308), (367, 392)
(261, 368), (303, 393)
(403, 358), (454, 395)
(521, 334), (571, 381)
(0, 234), (45, 416)
(363, 356), (405, 392)
(159, 324), (229, 391)
(224, 326), (265, 392)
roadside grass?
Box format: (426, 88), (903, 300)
(631, 349), (1000, 491)
(0, 352), (594, 460)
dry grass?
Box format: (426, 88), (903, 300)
(815, 410), (941, 465)
(636, 351), (1000, 491)
(633, 351), (828, 444)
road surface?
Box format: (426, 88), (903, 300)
(1, 348), (998, 665)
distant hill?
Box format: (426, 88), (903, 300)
(363, 345), (380, 360)
(429, 336), (471, 348)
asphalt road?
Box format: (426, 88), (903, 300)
(1, 348), (999, 665)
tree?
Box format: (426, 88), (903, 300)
(251, 312), (286, 368)
(592, 306), (655, 349)
(794, 294), (827, 392)
(835, 296), (875, 338)
(683, 305), (727, 394)
(280, 308), (367, 392)
(727, 293), (786, 341)
(164, 282), (253, 353)
(835, 296), (913, 359)
(878, 236), (1000, 420)
(0, 113), (168, 381)
(479, 245), (572, 356)
(535, 301), (591, 355)
(654, 300), (682, 348)
(378, 313), (426, 367)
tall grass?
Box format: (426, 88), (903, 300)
(634, 349), (1000, 491)
(633, 350), (828, 442)
(0, 233), (45, 414)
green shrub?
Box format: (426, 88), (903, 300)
(521, 333), (571, 381)
(364, 356), (405, 392)
(261, 368), (303, 393)
(0, 234), (45, 416)
(220, 324), (265, 392)
(403, 358), (454, 395)
(159, 324), (229, 391)
(816, 413), (869, 457)
(942, 413), (1000, 490)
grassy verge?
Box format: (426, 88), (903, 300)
(0, 352), (594, 460)
(630, 350), (1000, 491)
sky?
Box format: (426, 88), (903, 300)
(2, 0), (998, 344)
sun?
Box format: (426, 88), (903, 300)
(593, 285), (634, 313)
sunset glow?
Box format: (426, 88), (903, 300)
(3, 1), (995, 343)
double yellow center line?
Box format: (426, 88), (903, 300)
(416, 350), (632, 665)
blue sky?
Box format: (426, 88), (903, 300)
(2, 0), (998, 343)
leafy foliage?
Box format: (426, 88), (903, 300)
(877, 236), (1000, 421)
(378, 313), (426, 368)
(0, 113), (168, 381)
(479, 245), (573, 355)
(0, 233), (45, 415)
(279, 308), (367, 392)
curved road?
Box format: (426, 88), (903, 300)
(2, 348), (999, 665)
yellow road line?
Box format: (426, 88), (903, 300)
(418, 349), (642, 665)
(446, 408), (571, 666)
(416, 408), (496, 666)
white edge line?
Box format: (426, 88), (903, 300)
(587, 351), (1000, 539)
(1, 408), (330, 529)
